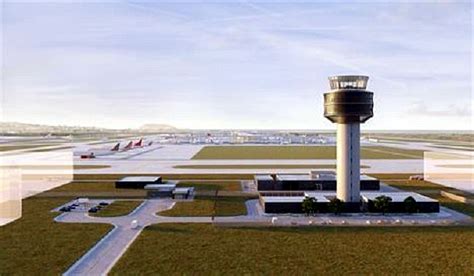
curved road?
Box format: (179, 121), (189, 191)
(58, 199), (266, 276)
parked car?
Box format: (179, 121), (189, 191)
(99, 202), (109, 206)
(60, 206), (71, 212)
(409, 175), (424, 181)
(88, 207), (98, 213)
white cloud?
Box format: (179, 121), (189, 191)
(1, 1), (472, 129)
(408, 102), (472, 117)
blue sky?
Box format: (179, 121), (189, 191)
(1, 1), (472, 130)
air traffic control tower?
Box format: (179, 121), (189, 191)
(324, 75), (374, 203)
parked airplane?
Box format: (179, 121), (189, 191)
(123, 141), (133, 151)
(134, 138), (143, 147)
(79, 142), (122, 158)
(111, 143), (120, 151)
(78, 137), (158, 157)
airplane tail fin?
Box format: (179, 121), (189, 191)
(123, 141), (133, 150)
(111, 143), (120, 151)
(134, 138), (143, 147)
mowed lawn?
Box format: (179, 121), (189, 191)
(0, 197), (112, 275)
(42, 181), (147, 198)
(42, 178), (244, 198)
(111, 224), (474, 275)
(160, 181), (253, 216)
(0, 144), (56, 152)
(192, 145), (424, 160)
(177, 180), (242, 192)
(91, 200), (143, 217)
(51, 181), (119, 192)
(159, 196), (251, 217)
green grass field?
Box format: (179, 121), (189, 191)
(0, 197), (112, 275)
(159, 178), (252, 216)
(111, 224), (474, 275)
(2, 171), (474, 275)
(49, 181), (122, 193)
(177, 180), (242, 192)
(49, 179), (242, 193)
(191, 146), (424, 160)
(174, 164), (370, 169)
(41, 178), (245, 199)
(0, 144), (56, 152)
(39, 181), (146, 199)
(52, 181), (117, 192)
(159, 196), (252, 217)
(91, 200), (143, 217)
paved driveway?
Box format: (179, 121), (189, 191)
(58, 199), (265, 275)
(59, 200), (174, 276)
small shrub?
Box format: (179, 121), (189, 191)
(374, 195), (392, 215)
(302, 196), (317, 216)
(404, 196), (418, 213)
(328, 197), (344, 215)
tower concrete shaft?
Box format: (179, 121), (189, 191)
(337, 123), (360, 202)
(323, 75), (374, 203)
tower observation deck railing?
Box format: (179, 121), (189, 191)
(329, 75), (368, 90)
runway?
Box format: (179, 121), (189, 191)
(70, 142), (471, 176)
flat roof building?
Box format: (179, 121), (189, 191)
(254, 172), (379, 191)
(172, 187), (195, 199)
(119, 176), (162, 182)
(361, 192), (439, 213)
(259, 191), (440, 214)
(115, 176), (162, 189)
(145, 182), (177, 198)
(260, 193), (332, 214)
(144, 183), (177, 191)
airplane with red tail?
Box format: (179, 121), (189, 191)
(123, 141), (133, 151)
(134, 138), (143, 148)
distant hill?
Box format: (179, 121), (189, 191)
(0, 121), (109, 134)
(0, 121), (179, 135)
(139, 124), (178, 132)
